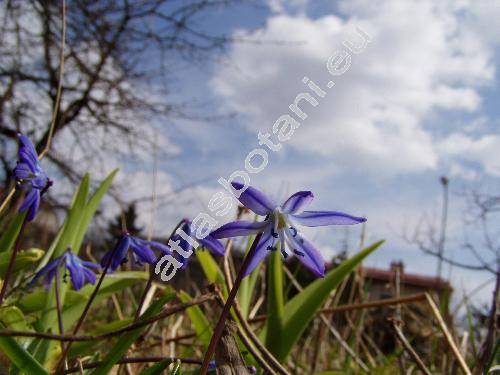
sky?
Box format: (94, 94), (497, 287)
(110, 0), (500, 308)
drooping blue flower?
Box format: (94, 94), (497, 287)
(172, 219), (225, 268)
(13, 134), (52, 221)
(101, 232), (171, 271)
(31, 249), (100, 291)
(211, 183), (366, 277)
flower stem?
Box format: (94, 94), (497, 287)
(199, 232), (262, 375)
(56, 251), (113, 371)
(0, 215), (28, 306)
(54, 269), (67, 370)
(133, 219), (186, 321)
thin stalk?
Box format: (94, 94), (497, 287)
(392, 323), (432, 375)
(61, 356), (202, 374)
(200, 232), (262, 375)
(134, 219), (185, 321)
(54, 269), (67, 370)
(56, 247), (115, 371)
(0, 293), (215, 342)
(0, 216), (28, 305)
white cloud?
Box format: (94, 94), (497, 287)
(211, 0), (495, 177)
(439, 133), (500, 176)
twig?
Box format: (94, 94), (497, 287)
(391, 322), (432, 375)
(0, 293), (215, 343)
(249, 293), (428, 323)
(425, 293), (472, 375)
(61, 356), (202, 374)
(0, 0), (66, 215)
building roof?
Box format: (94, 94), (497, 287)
(360, 266), (452, 291)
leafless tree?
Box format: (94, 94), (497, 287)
(405, 176), (499, 370)
(0, 0), (236, 197)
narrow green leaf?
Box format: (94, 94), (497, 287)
(73, 169), (118, 251)
(0, 306), (29, 331)
(0, 248), (44, 277)
(179, 291), (212, 349)
(265, 249), (284, 355)
(275, 240), (384, 360)
(0, 336), (48, 374)
(195, 250), (225, 289)
(238, 234), (261, 317)
(90, 293), (175, 375)
(138, 358), (172, 375)
(54, 174), (90, 257)
(0, 213), (26, 254)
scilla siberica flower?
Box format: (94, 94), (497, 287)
(172, 219), (225, 268)
(211, 183), (366, 277)
(101, 232), (171, 271)
(13, 134), (52, 221)
(31, 249), (100, 291)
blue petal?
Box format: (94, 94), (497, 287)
(292, 211), (366, 227)
(17, 134), (40, 173)
(18, 188), (37, 213)
(130, 239), (156, 265)
(13, 163), (32, 180)
(243, 226), (274, 277)
(81, 260), (101, 270)
(231, 182), (276, 215)
(66, 253), (85, 291)
(102, 235), (131, 271)
(211, 220), (269, 239)
(199, 235), (225, 256)
(18, 189), (40, 221)
(285, 230), (325, 277)
(26, 190), (40, 222)
(146, 239), (171, 255)
(30, 258), (60, 287)
(281, 191), (314, 214)
(82, 267), (97, 285)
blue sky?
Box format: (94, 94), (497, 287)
(117, 0), (500, 307)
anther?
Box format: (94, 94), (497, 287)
(293, 249), (305, 257)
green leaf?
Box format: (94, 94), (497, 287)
(264, 249), (284, 355)
(195, 250), (225, 289)
(0, 306), (29, 331)
(0, 336), (48, 374)
(0, 248), (44, 277)
(238, 234), (261, 317)
(73, 169), (118, 251)
(179, 291), (212, 349)
(54, 173), (90, 257)
(274, 240), (384, 360)
(138, 358), (172, 375)
(0, 213), (26, 254)
(90, 293), (175, 375)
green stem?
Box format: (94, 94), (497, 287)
(0, 215), (28, 306)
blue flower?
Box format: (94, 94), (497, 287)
(31, 249), (100, 291)
(172, 219), (225, 268)
(13, 134), (52, 221)
(101, 233), (171, 271)
(211, 183), (366, 277)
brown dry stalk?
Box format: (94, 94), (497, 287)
(391, 322), (432, 375)
(424, 293), (471, 375)
(249, 292), (428, 323)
